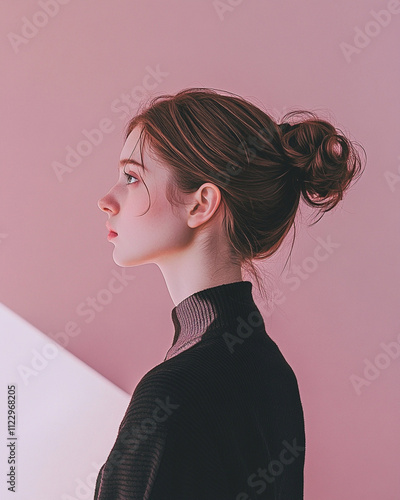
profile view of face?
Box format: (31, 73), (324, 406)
(97, 125), (192, 267)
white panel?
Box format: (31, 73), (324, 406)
(0, 303), (130, 500)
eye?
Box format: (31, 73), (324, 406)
(123, 171), (139, 185)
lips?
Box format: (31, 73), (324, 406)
(106, 223), (118, 235)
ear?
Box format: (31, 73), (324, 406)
(187, 183), (222, 229)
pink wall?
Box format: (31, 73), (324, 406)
(1, 0), (399, 498)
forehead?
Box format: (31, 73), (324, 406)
(120, 125), (143, 161)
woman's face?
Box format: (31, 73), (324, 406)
(97, 125), (193, 267)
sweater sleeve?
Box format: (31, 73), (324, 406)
(93, 367), (183, 500)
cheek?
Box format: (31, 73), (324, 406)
(126, 185), (190, 249)
(149, 200), (188, 246)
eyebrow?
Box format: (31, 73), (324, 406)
(119, 158), (146, 171)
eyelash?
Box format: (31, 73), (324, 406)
(123, 171), (139, 185)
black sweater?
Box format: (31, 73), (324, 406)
(93, 280), (305, 499)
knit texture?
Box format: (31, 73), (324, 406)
(93, 280), (305, 499)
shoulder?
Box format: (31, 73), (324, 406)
(117, 356), (208, 434)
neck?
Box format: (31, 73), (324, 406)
(154, 221), (243, 306)
(167, 272), (244, 307)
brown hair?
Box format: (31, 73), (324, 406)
(124, 88), (366, 300)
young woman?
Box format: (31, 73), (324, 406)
(95, 88), (365, 500)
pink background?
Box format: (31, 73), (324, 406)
(1, 1), (399, 498)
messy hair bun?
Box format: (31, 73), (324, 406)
(278, 112), (363, 216)
(124, 88), (366, 295)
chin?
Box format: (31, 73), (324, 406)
(113, 252), (151, 268)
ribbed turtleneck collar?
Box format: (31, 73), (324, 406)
(164, 280), (258, 361)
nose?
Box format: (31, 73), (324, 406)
(98, 197), (107, 212)
(98, 191), (115, 214)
